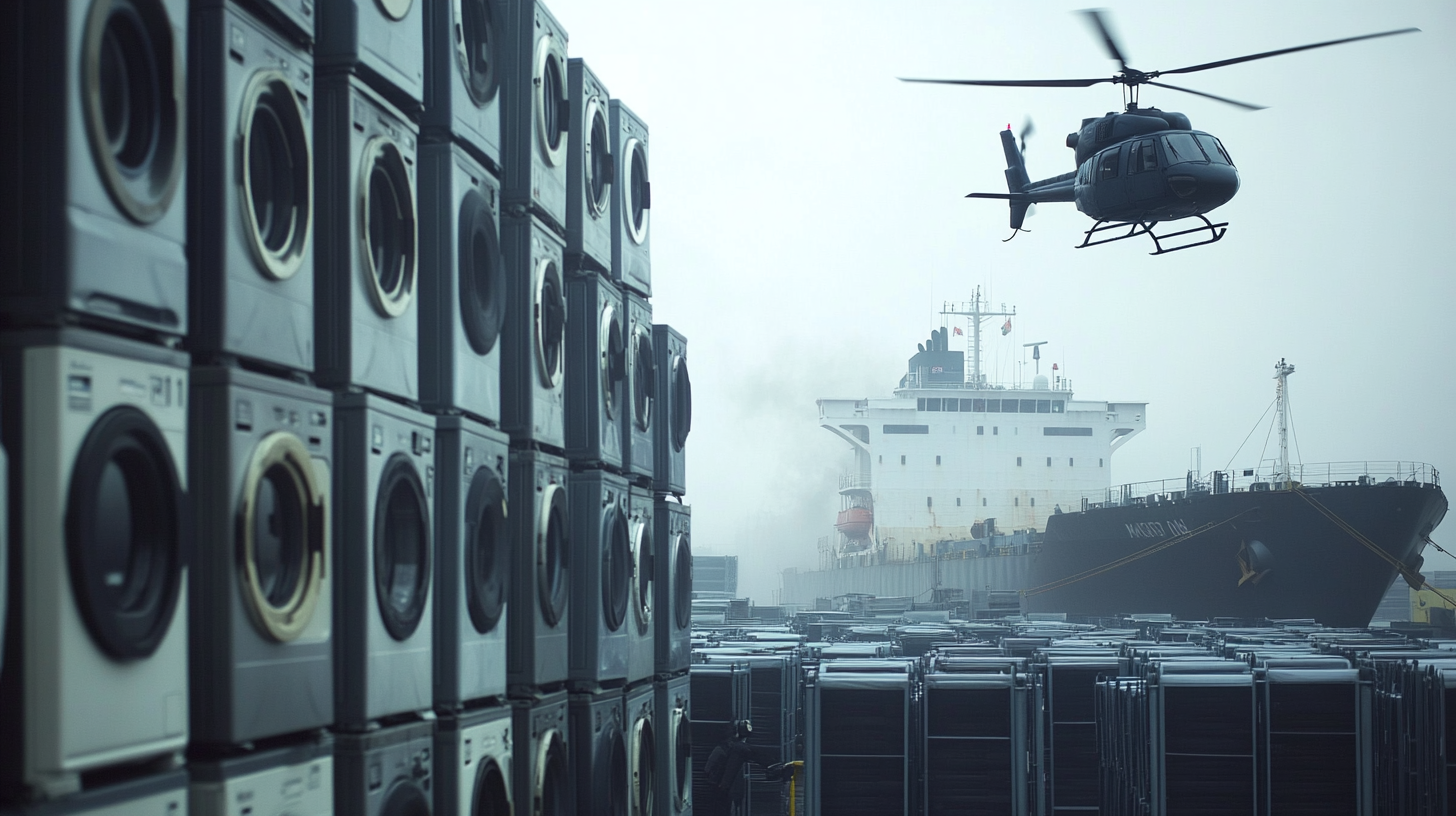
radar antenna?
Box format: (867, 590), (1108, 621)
(941, 287), (1016, 388)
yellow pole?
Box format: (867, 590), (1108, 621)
(787, 761), (805, 816)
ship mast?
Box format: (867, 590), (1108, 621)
(1274, 358), (1295, 489)
(941, 287), (1016, 388)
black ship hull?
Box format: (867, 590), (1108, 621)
(1026, 481), (1448, 627)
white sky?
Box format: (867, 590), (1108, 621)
(546, 0), (1456, 601)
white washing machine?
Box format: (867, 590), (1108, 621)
(500, 215), (567, 452)
(333, 392), (435, 729)
(653, 499), (691, 676)
(316, 0), (424, 109)
(565, 58), (612, 274)
(315, 73), (421, 402)
(433, 415), (509, 709)
(564, 274), (625, 471)
(652, 325), (691, 498)
(335, 720), (435, 816)
(609, 99), (650, 298)
(189, 2), (316, 374)
(0, 0), (188, 338)
(190, 736), (332, 816)
(188, 367), (333, 746)
(0, 330), (188, 799)
(625, 486), (655, 686)
(505, 448), (570, 694)
(500, 0), (569, 233)
(625, 683), (658, 816)
(422, 0), (501, 173)
(0, 769), (188, 816)
(569, 691), (628, 816)
(436, 705), (512, 816)
(566, 470), (631, 691)
(655, 674), (693, 816)
(511, 692), (571, 816)
(419, 141), (505, 425)
(622, 293), (655, 484)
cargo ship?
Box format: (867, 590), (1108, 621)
(782, 292), (1447, 627)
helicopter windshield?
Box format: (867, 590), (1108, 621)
(1196, 134), (1234, 166)
(1161, 133), (1206, 165)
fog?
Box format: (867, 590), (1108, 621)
(547, 0), (1456, 602)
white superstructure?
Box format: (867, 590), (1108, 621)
(819, 292), (1145, 563)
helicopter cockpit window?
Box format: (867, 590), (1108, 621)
(1195, 134), (1233, 166)
(1098, 149), (1120, 180)
(1161, 133), (1207, 165)
(1134, 140), (1158, 173)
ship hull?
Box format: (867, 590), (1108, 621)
(1026, 482), (1448, 627)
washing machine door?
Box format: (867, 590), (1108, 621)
(470, 754), (511, 816)
(621, 136), (649, 245)
(66, 405), (184, 660)
(599, 302), (625, 421)
(463, 464), (507, 634)
(82, 0), (184, 224)
(536, 482), (569, 627)
(374, 453), (431, 640)
(380, 777), (432, 816)
(457, 187), (505, 356)
(533, 256), (566, 388)
(631, 518), (652, 632)
(238, 431), (327, 642)
(670, 355), (691, 452)
(630, 713), (656, 816)
(239, 69), (312, 281)
(533, 32), (567, 167)
(671, 702), (692, 811)
(601, 505), (630, 633)
(584, 96), (611, 218)
(631, 327), (653, 433)
(535, 728), (569, 816)
(597, 726), (629, 816)
(672, 532), (691, 631)
(452, 0), (498, 107)
(359, 136), (419, 319)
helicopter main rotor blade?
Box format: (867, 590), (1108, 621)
(899, 76), (1112, 88)
(1145, 81), (1266, 111)
(1158, 28), (1419, 77)
(1079, 8), (1130, 72)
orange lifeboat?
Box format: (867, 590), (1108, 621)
(835, 506), (873, 539)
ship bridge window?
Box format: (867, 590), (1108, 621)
(959, 399), (975, 412)
(986, 399), (1000, 412)
(1044, 427), (1094, 436)
(1037, 400), (1051, 413)
(1052, 401), (1065, 413)
(976, 426), (984, 436)
(1020, 399), (1037, 413)
(973, 399), (986, 412)
(883, 424), (929, 434)
(1001, 400), (1018, 413)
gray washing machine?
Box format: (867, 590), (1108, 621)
(651, 325), (691, 498)
(608, 99), (650, 298)
(564, 275), (625, 471)
(335, 720), (435, 816)
(436, 705), (512, 816)
(0, 769), (187, 816)
(569, 691), (628, 816)
(505, 448), (570, 694)
(625, 486), (655, 686)
(225, 0), (313, 44)
(512, 692), (572, 816)
(190, 735), (332, 816)
(565, 59), (612, 274)
(315, 73), (421, 402)
(625, 683), (658, 816)
(656, 674), (693, 816)
(422, 0), (501, 173)
(433, 416), (510, 709)
(500, 215), (567, 452)
(0, 0), (187, 338)
(189, 367), (333, 746)
(419, 141), (505, 425)
(566, 470), (631, 691)
(0, 330), (188, 799)
(622, 293), (655, 484)
(500, 0), (569, 233)
(653, 499), (692, 676)
(316, 0), (424, 109)
(190, 2), (316, 374)
(334, 392), (435, 729)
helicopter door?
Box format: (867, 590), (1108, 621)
(1127, 139), (1165, 208)
(1092, 144), (1129, 213)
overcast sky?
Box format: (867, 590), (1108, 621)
(546, 0), (1456, 602)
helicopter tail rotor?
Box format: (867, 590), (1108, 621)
(999, 126), (1032, 230)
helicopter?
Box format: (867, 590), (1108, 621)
(901, 11), (1418, 255)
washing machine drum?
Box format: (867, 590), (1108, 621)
(631, 520), (652, 630)
(240, 69), (312, 281)
(536, 483), (569, 627)
(670, 355), (691, 452)
(671, 704), (692, 810)
(471, 754), (511, 816)
(463, 465), (507, 634)
(631, 329), (653, 432)
(67, 406), (184, 660)
(380, 777), (431, 816)
(239, 431), (327, 642)
(533, 258), (566, 388)
(361, 136), (418, 319)
(83, 0), (184, 225)
(622, 137), (649, 245)
(630, 714), (656, 816)
(457, 188), (505, 356)
(601, 505), (630, 632)
(585, 98), (610, 217)
(593, 726), (629, 816)
(672, 533), (691, 631)
(535, 729), (569, 816)
(375, 454), (431, 640)
(533, 35), (566, 166)
(599, 303), (625, 421)
(454, 0), (497, 107)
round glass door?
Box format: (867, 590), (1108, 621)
(622, 137), (649, 245)
(602, 505), (630, 632)
(534, 258), (566, 388)
(471, 757), (511, 816)
(537, 483), (568, 627)
(380, 779), (431, 816)
(632, 520), (652, 631)
(631, 714), (656, 816)
(672, 704), (692, 809)
(464, 465), (507, 634)
(536, 729), (569, 816)
(359, 136), (418, 319)
(600, 302), (625, 421)
(453, 0), (497, 107)
(374, 454), (431, 640)
(585, 99), (610, 217)
(457, 188), (504, 356)
(239, 431), (326, 642)
(632, 328), (654, 432)
(672, 533), (692, 631)
(671, 355), (691, 452)
(239, 69), (311, 281)
(533, 37), (566, 166)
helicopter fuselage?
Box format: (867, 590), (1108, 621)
(1069, 129), (1240, 222)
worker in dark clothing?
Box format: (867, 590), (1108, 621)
(702, 720), (792, 805)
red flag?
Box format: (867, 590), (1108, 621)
(1001, 318), (1012, 336)
(953, 326), (964, 336)
(1052, 363), (1059, 371)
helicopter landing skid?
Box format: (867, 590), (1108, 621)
(1076, 215), (1228, 255)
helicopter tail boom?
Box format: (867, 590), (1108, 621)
(970, 127), (1075, 230)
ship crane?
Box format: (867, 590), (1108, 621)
(1273, 358), (1295, 489)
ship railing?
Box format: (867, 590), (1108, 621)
(1078, 461), (1440, 510)
(839, 471), (872, 491)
